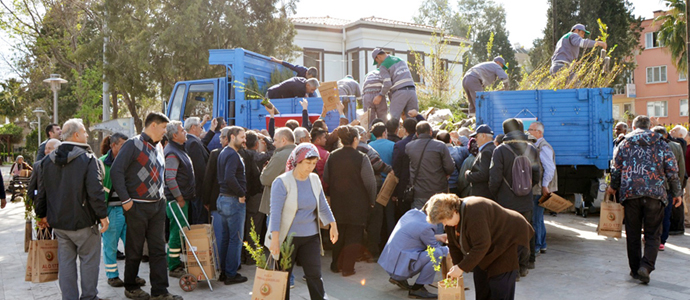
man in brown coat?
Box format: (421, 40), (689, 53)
(425, 194), (533, 300)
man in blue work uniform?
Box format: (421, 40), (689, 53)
(550, 23), (607, 75)
(462, 57), (510, 116)
(372, 48), (418, 122)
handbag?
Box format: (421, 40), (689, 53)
(403, 139), (432, 204)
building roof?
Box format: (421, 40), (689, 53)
(291, 16), (471, 44)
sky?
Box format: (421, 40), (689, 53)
(293, 0), (668, 48)
(0, 0), (671, 80)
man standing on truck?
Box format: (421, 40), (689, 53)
(550, 24), (607, 75)
(462, 57), (510, 116)
(338, 75), (361, 117)
(607, 115), (682, 284)
(362, 69), (388, 121)
(372, 48), (418, 122)
(270, 57), (318, 79)
(266, 77), (320, 99)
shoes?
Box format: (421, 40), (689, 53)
(408, 286), (437, 299)
(629, 271), (640, 280)
(108, 277), (125, 287)
(141, 255), (149, 263)
(330, 263), (341, 273)
(150, 293), (183, 300)
(136, 277), (147, 286)
(389, 277), (412, 290)
(669, 230), (684, 236)
(540, 248), (547, 254)
(519, 267), (529, 277)
(125, 288), (151, 300)
(224, 273), (248, 285)
(637, 267), (650, 284)
(218, 272), (226, 282)
(659, 244), (665, 251)
(169, 266), (185, 278)
(358, 252), (376, 263)
(289, 275), (295, 289)
(341, 270), (356, 277)
(527, 262), (535, 270)
(302, 275), (307, 281)
(117, 250), (126, 260)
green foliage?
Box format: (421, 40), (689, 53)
(0, 123), (24, 143)
(25, 129), (39, 157)
(656, 0), (688, 76)
(279, 233), (296, 271)
(242, 219), (268, 269)
(410, 32), (467, 108)
(426, 245), (459, 288)
(0, 78), (27, 120)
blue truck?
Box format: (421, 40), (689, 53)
(476, 88), (614, 215)
(165, 48), (356, 131)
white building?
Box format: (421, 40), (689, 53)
(289, 16), (472, 100)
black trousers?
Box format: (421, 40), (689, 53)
(670, 200), (685, 233)
(518, 210), (535, 265)
(366, 203), (384, 257)
(623, 197), (664, 273)
(124, 200), (169, 295)
(473, 266), (518, 300)
(285, 234), (326, 300)
(332, 224), (365, 273)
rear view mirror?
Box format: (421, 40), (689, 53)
(195, 96), (206, 102)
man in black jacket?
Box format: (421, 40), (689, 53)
(488, 118), (541, 276)
(35, 118), (109, 300)
(466, 125), (496, 199)
(184, 116), (210, 224)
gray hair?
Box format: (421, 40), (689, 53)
(220, 126), (232, 139)
(294, 127), (309, 141)
(672, 125), (688, 138)
(184, 117), (200, 131)
(165, 120), (183, 141)
(61, 119), (84, 141)
(532, 121), (545, 133)
(275, 127), (295, 143)
(306, 67), (318, 79)
(632, 115), (651, 130)
(306, 78), (320, 89)
(615, 122), (628, 129)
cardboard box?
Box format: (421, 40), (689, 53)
(538, 193), (573, 213)
(183, 224), (217, 280)
(317, 81), (340, 112)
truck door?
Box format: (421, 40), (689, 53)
(183, 82), (215, 122)
(168, 84), (186, 121)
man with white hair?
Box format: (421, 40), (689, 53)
(35, 119), (109, 300)
(184, 116), (209, 224)
(528, 121), (558, 254)
(293, 127), (311, 144)
(163, 121), (196, 278)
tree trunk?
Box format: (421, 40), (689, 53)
(122, 92), (142, 133)
(111, 91), (119, 119)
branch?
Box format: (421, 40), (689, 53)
(0, 0), (40, 35)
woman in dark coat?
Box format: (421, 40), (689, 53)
(425, 193), (533, 300)
(323, 125), (377, 276)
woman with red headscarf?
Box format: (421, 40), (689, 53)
(267, 142), (338, 300)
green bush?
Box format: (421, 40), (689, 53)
(0, 123), (24, 143)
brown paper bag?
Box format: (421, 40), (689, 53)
(440, 255), (453, 278)
(376, 173), (399, 207)
(24, 221), (32, 253)
(25, 239), (37, 281)
(317, 81), (340, 112)
(598, 194), (624, 238)
(32, 236), (59, 283)
(251, 266), (289, 300)
(438, 275), (465, 300)
(538, 193), (573, 213)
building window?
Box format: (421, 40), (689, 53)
(351, 51), (360, 82)
(681, 99), (688, 116)
(647, 101), (668, 117)
(408, 51), (423, 83)
(680, 72), (687, 81)
(623, 103), (633, 115)
(645, 32), (663, 49)
(646, 66), (667, 84)
(613, 105), (620, 120)
(303, 50), (322, 81)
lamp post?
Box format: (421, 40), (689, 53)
(43, 74), (67, 124)
(33, 108), (46, 146)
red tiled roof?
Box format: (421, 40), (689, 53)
(290, 16), (353, 27)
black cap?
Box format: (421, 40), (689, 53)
(470, 124), (493, 137)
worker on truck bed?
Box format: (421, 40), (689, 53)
(266, 77), (320, 99)
(550, 23), (607, 75)
(462, 57), (510, 116)
(372, 47), (418, 122)
(270, 57), (318, 79)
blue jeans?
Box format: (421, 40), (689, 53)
(102, 206), (126, 279)
(661, 194), (674, 244)
(533, 195), (546, 251)
(217, 195), (246, 276)
(211, 210), (224, 270)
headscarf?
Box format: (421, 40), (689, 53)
(285, 143), (320, 172)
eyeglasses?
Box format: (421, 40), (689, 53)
(527, 128), (539, 132)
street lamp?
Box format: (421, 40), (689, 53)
(43, 74), (67, 124)
(33, 108), (46, 146)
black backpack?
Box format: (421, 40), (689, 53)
(502, 145), (532, 197)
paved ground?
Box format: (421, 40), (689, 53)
(2, 165), (690, 299)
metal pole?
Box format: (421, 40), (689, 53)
(53, 88), (58, 124)
(37, 116), (41, 146)
(686, 0), (690, 123)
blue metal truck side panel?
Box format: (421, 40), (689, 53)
(476, 88), (614, 169)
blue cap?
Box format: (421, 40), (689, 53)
(494, 57), (507, 70)
(571, 24), (590, 35)
(470, 124), (493, 137)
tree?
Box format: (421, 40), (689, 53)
(0, 78), (28, 120)
(656, 0), (687, 75)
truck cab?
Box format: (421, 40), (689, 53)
(166, 48), (356, 131)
